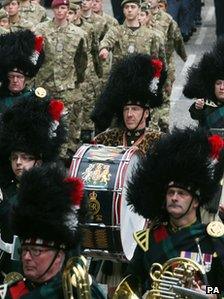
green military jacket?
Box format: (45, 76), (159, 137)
(0, 88), (34, 115)
(151, 9), (186, 63)
(127, 221), (224, 296)
(19, 3), (48, 26)
(99, 22), (166, 65)
(9, 16), (33, 32)
(75, 19), (102, 79)
(34, 20), (87, 93)
(100, 11), (118, 27)
(81, 12), (108, 42)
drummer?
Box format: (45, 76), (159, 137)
(91, 53), (167, 155)
(90, 53), (166, 296)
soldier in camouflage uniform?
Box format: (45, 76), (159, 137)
(92, 0), (118, 83)
(19, 0), (48, 27)
(148, 0), (186, 132)
(68, 0), (102, 143)
(2, 0), (33, 32)
(4, 163), (105, 299)
(138, 2), (166, 61)
(80, 0), (109, 83)
(81, 0), (108, 43)
(99, 0), (166, 67)
(0, 9), (10, 33)
(157, 0), (187, 92)
(92, 0), (118, 26)
(34, 0), (88, 158)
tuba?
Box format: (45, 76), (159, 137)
(113, 257), (209, 299)
(62, 255), (92, 299)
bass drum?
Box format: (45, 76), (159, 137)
(68, 144), (146, 261)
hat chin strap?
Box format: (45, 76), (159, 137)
(35, 250), (60, 282)
(169, 197), (194, 220)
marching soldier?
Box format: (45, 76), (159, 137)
(92, 0), (118, 26)
(19, 0), (48, 26)
(99, 0), (166, 67)
(92, 0), (118, 83)
(80, 0), (108, 43)
(148, 0), (187, 132)
(2, 0), (33, 32)
(80, 0), (111, 84)
(68, 0), (102, 143)
(34, 0), (88, 157)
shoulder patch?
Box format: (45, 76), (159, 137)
(133, 229), (150, 252)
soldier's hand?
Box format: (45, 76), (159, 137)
(195, 99), (205, 110)
(193, 282), (217, 299)
(99, 48), (109, 60)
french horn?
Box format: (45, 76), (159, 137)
(113, 257), (209, 299)
(147, 257), (208, 298)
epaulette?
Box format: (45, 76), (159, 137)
(4, 272), (24, 287)
(133, 228), (150, 252)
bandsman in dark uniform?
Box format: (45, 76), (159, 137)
(117, 127), (224, 298)
(184, 39), (224, 131)
(90, 53), (166, 296)
(2, 163), (105, 299)
(92, 53), (166, 155)
(0, 30), (44, 114)
(0, 97), (66, 279)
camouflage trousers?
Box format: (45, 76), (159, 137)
(55, 88), (83, 158)
(80, 76), (102, 131)
(150, 98), (170, 133)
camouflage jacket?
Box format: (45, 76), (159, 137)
(100, 11), (118, 27)
(151, 9), (175, 62)
(75, 19), (102, 79)
(0, 26), (9, 35)
(81, 12), (108, 42)
(94, 127), (161, 155)
(9, 16), (33, 32)
(19, 3), (48, 26)
(34, 20), (87, 93)
(100, 22), (166, 65)
(172, 19), (187, 62)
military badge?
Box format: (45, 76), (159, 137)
(206, 221), (224, 238)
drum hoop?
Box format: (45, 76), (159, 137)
(112, 146), (141, 225)
(68, 144), (92, 177)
